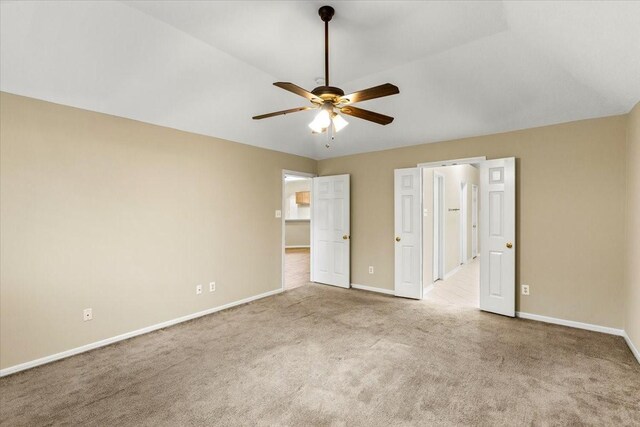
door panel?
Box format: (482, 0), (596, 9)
(480, 158), (515, 316)
(394, 168), (423, 299)
(312, 175), (350, 288)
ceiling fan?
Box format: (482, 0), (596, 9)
(252, 5), (399, 138)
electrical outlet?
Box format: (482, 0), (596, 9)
(196, 285), (203, 295)
(275, 210), (282, 218)
(522, 284), (530, 295)
(209, 282), (216, 292)
(368, 266), (374, 274)
(83, 308), (93, 321)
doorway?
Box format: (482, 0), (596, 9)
(282, 170), (315, 290)
(393, 157), (516, 316)
(425, 165), (480, 308)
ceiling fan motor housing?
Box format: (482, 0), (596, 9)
(311, 85), (345, 102)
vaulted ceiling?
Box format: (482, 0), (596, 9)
(1, 1), (639, 159)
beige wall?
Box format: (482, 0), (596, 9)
(625, 102), (640, 353)
(285, 220), (310, 247)
(318, 115), (627, 328)
(0, 93), (316, 369)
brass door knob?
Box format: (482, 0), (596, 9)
(395, 237), (401, 242)
(343, 235), (349, 240)
(506, 242), (513, 249)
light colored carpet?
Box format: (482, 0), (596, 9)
(1, 284), (639, 426)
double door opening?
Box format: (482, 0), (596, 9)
(394, 157), (516, 317)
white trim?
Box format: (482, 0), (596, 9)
(285, 245), (310, 249)
(423, 283), (434, 297)
(459, 181), (467, 266)
(418, 156), (486, 168)
(0, 288), (283, 377)
(351, 283), (395, 296)
(623, 331), (640, 364)
(515, 311), (624, 336)
(433, 172), (445, 282)
(443, 264), (462, 280)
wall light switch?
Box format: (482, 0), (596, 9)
(83, 308), (93, 321)
(196, 285), (203, 295)
(275, 210), (282, 218)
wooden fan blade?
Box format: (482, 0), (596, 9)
(340, 106), (394, 125)
(253, 106), (315, 120)
(273, 82), (323, 103)
(338, 83), (399, 105)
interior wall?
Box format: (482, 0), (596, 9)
(625, 101), (640, 353)
(318, 115), (627, 329)
(284, 179), (311, 220)
(285, 221), (310, 247)
(0, 92), (316, 369)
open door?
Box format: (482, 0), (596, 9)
(312, 175), (350, 288)
(394, 168), (423, 299)
(479, 158), (516, 316)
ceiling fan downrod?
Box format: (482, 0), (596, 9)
(318, 5), (334, 87)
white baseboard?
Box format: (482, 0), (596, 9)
(515, 312), (639, 364)
(285, 245), (310, 249)
(423, 284), (434, 297)
(623, 331), (640, 364)
(516, 311), (624, 336)
(351, 283), (395, 296)
(0, 288), (283, 377)
(444, 265), (462, 280)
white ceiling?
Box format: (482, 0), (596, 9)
(1, 1), (639, 160)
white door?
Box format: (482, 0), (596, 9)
(479, 158), (516, 317)
(472, 184), (478, 258)
(394, 168), (423, 299)
(312, 175), (350, 288)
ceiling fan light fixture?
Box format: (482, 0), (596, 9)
(332, 113), (349, 132)
(309, 109), (331, 133)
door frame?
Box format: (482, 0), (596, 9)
(471, 184), (478, 258)
(433, 172), (445, 282)
(460, 181), (468, 265)
(281, 170), (316, 291)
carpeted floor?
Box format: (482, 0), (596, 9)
(1, 284), (639, 426)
